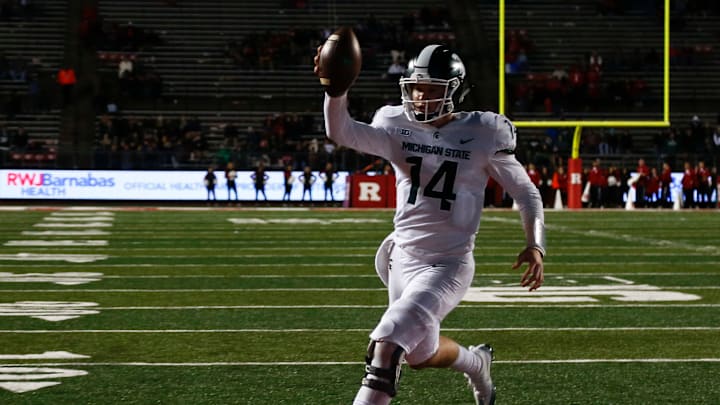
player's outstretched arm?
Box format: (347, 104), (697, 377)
(512, 247), (544, 291)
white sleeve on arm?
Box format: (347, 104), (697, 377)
(323, 94), (392, 159)
(486, 117), (546, 256)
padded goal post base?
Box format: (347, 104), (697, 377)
(567, 158), (583, 209)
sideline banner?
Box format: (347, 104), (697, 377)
(0, 170), (347, 201)
(347, 174), (396, 208)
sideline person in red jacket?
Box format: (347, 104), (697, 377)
(681, 161), (697, 208)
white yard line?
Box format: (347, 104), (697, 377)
(483, 216), (720, 255)
(3, 286), (718, 292)
(95, 303), (720, 309)
(1, 327), (719, 333)
(0, 271), (716, 277)
(93, 272), (720, 279)
(100, 274), (378, 279)
(603, 276), (635, 284)
(0, 304), (712, 310)
(1, 262), (719, 268)
(49, 212), (115, 216)
(0, 288), (388, 292)
(99, 305), (389, 309)
(0, 358), (718, 367)
(0, 263), (365, 268)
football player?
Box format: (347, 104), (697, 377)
(315, 44), (546, 405)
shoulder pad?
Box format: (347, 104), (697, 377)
(492, 113), (517, 154)
(371, 105), (404, 126)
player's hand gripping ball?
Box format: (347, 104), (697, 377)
(315, 26), (362, 97)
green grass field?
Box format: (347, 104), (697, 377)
(0, 207), (718, 404)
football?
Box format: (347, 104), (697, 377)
(318, 26), (362, 97)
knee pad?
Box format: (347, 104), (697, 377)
(361, 340), (405, 397)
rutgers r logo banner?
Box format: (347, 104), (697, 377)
(348, 174), (396, 208)
(358, 182), (382, 201)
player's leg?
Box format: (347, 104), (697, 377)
(353, 339), (405, 405)
(398, 253), (494, 405)
(354, 241), (407, 405)
(356, 247), (484, 403)
(409, 335), (495, 405)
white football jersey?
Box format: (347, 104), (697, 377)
(324, 95), (545, 258)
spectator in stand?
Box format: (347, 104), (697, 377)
(690, 115), (705, 152)
(551, 65), (568, 82)
(663, 130), (679, 168)
(681, 161), (696, 208)
(659, 162), (673, 208)
(12, 126), (28, 151)
(4, 91), (22, 119)
(597, 0), (624, 15)
(7, 58), (26, 82)
(588, 50), (603, 73)
(57, 66), (77, 106)
(0, 123), (10, 154)
(606, 129), (618, 155)
(588, 158), (607, 208)
(0, 52), (7, 78)
(598, 130), (611, 155)
(635, 158), (650, 208)
(387, 60), (405, 82)
(617, 130), (633, 154)
(568, 64), (586, 105)
(713, 126), (720, 165)
(627, 77), (648, 107)
(118, 55), (133, 78)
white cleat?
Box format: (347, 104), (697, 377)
(465, 344), (496, 405)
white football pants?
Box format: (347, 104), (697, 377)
(370, 243), (475, 365)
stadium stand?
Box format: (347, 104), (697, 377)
(1, 0), (717, 177)
(90, 0), (448, 170)
(0, 0), (65, 166)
